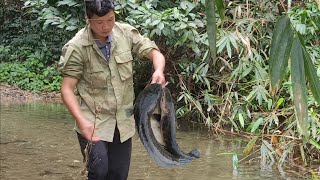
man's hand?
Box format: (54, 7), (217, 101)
(147, 49), (166, 87)
(77, 120), (100, 142)
(61, 77), (100, 142)
(151, 69), (166, 86)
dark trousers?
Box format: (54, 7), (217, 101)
(77, 127), (132, 180)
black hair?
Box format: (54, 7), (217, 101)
(85, 0), (115, 18)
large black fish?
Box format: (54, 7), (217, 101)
(134, 84), (200, 167)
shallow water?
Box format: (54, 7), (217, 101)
(0, 103), (301, 180)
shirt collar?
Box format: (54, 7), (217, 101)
(95, 35), (112, 48)
(106, 35), (112, 43)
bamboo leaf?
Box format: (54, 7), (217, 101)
(268, 99), (272, 110)
(300, 144), (307, 165)
(276, 98), (284, 109)
(215, 0), (225, 22)
(290, 37), (309, 138)
(251, 117), (264, 133)
(269, 15), (294, 96)
(238, 113), (245, 128)
(226, 41), (232, 58)
(297, 34), (320, 104)
(243, 136), (259, 156)
(205, 0), (217, 63)
(309, 138), (320, 150)
(302, 46), (320, 104)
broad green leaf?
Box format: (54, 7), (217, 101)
(296, 24), (306, 35)
(179, 22), (187, 30)
(57, 0), (77, 7)
(302, 46), (320, 104)
(290, 37), (309, 138)
(65, 25), (77, 31)
(180, 0), (196, 13)
(269, 15), (294, 96)
(150, 19), (161, 26)
(205, 0), (217, 63)
(130, 10), (143, 15)
(243, 136), (259, 156)
(174, 31), (189, 47)
(158, 22), (164, 31)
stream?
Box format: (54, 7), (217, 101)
(0, 103), (300, 180)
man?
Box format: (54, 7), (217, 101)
(59, 0), (166, 179)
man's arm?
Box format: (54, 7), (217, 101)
(146, 49), (166, 86)
(61, 77), (100, 141)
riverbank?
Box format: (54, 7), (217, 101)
(0, 84), (61, 104)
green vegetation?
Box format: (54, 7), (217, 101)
(1, 0), (319, 178)
(0, 51), (61, 92)
(0, 0), (74, 91)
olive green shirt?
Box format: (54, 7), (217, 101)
(59, 22), (159, 142)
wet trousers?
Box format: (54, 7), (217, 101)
(77, 127), (132, 180)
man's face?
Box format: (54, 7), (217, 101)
(88, 10), (115, 40)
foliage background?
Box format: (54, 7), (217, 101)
(1, 0), (319, 177)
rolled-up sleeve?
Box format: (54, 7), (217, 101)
(58, 44), (83, 79)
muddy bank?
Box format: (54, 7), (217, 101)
(0, 84), (62, 104)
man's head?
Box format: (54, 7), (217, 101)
(85, 0), (114, 19)
(85, 0), (115, 41)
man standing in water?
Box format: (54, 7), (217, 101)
(59, 0), (166, 179)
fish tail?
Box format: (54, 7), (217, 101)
(188, 149), (201, 159)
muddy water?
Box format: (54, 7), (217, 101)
(0, 103), (295, 180)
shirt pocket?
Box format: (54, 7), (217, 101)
(86, 65), (107, 88)
(114, 51), (134, 81)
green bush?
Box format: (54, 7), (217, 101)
(0, 54), (62, 92)
(1, 0), (73, 91)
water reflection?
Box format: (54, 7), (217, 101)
(0, 103), (296, 180)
